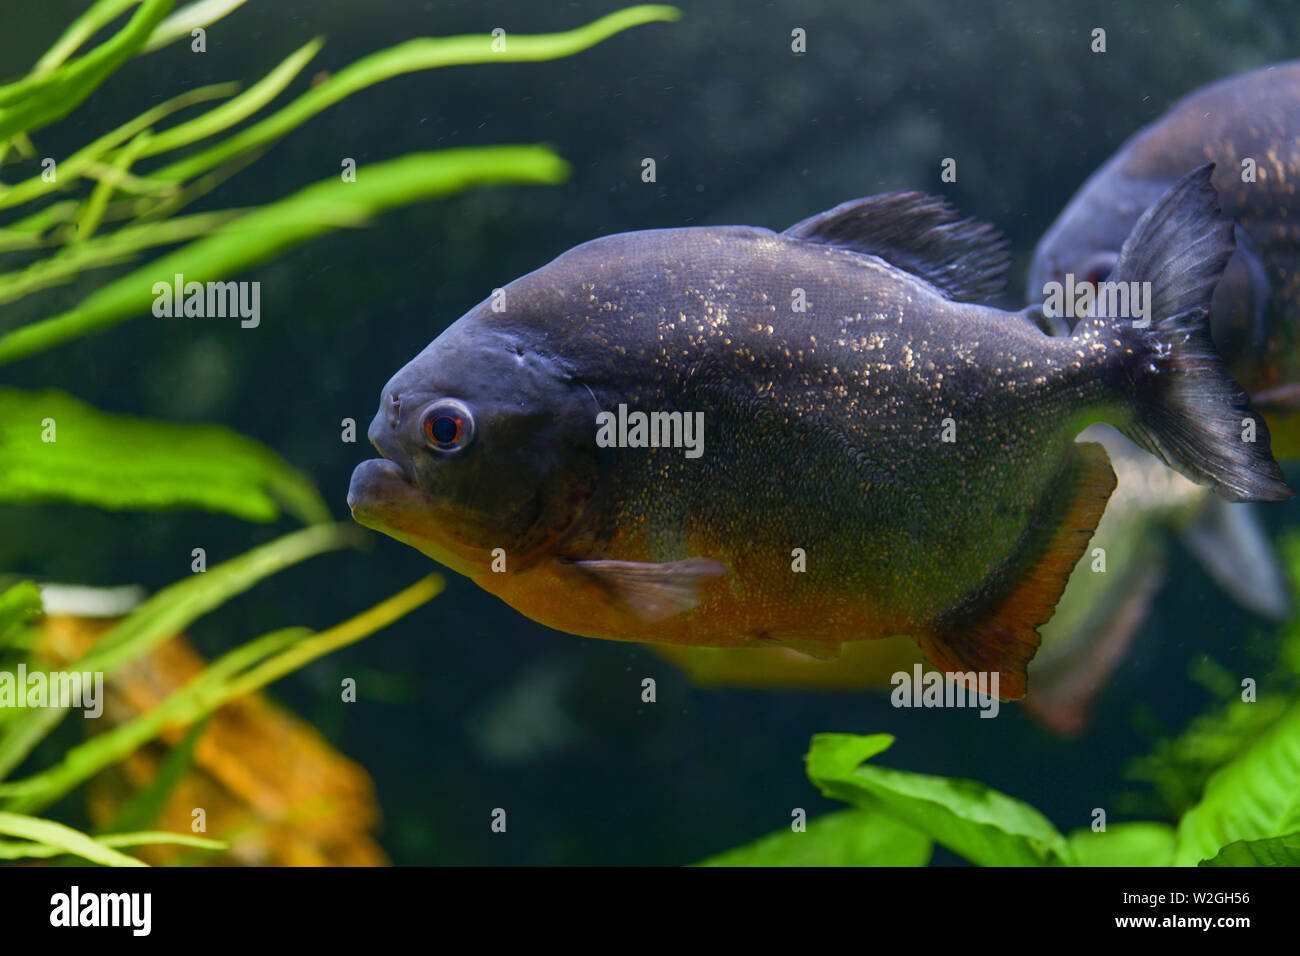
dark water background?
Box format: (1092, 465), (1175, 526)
(3, 0), (1299, 864)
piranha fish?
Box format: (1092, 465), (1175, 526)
(1029, 60), (1300, 446)
(349, 166), (1289, 699)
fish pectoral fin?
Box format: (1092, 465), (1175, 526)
(781, 192), (1009, 302)
(917, 440), (1117, 701)
(560, 556), (728, 623)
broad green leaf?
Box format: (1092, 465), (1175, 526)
(0, 574), (440, 814)
(0, 811), (145, 866)
(0, 147), (568, 364)
(806, 733), (1073, 866)
(1199, 831), (1300, 867)
(0, 387), (328, 523)
(698, 808), (932, 867)
(1067, 822), (1177, 867)
(1174, 703), (1300, 866)
(1126, 692), (1293, 819)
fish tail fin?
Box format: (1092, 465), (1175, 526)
(1080, 164), (1291, 502)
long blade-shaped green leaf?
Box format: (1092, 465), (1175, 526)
(0, 0), (174, 140)
(0, 83), (236, 212)
(148, 5), (682, 183)
(0, 387), (328, 523)
(0, 575), (440, 814)
(0, 146), (567, 363)
(0, 524), (355, 778)
(30, 0), (140, 77)
(0, 211), (242, 306)
(141, 0), (248, 54)
(0, 829), (224, 860)
(131, 38), (323, 160)
(0, 811), (145, 866)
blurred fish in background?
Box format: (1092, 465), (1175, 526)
(1024, 60), (1300, 724)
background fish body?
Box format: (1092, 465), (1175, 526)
(1030, 60), (1300, 408)
(1018, 63), (1300, 723)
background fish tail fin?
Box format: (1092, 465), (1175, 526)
(1097, 164), (1291, 502)
(1023, 562), (1165, 737)
(917, 442), (1116, 700)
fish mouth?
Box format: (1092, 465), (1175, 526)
(347, 457), (474, 572)
(346, 457), (431, 529)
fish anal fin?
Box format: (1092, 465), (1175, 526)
(560, 556), (727, 623)
(918, 441), (1117, 700)
(1024, 562), (1165, 736)
(781, 192), (1010, 302)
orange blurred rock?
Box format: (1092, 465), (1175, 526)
(39, 615), (388, 867)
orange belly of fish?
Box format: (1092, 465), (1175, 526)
(468, 555), (902, 656)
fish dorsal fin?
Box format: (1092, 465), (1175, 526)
(782, 193), (1010, 302)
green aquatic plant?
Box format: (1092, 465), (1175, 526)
(0, 0), (679, 518)
(0, 810), (224, 866)
(1123, 531), (1300, 817)
(0, 0), (680, 865)
(0, 530), (444, 862)
(700, 721), (1300, 866)
(0, 387), (328, 522)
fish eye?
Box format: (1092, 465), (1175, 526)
(422, 399), (475, 454)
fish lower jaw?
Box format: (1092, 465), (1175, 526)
(346, 458), (497, 578)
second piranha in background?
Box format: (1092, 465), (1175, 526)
(1031, 60), (1300, 448)
(350, 168), (1289, 700)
